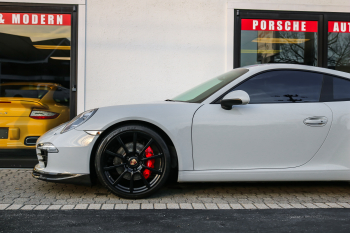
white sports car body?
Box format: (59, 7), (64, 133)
(33, 64), (350, 198)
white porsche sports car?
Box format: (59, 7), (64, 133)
(33, 64), (350, 199)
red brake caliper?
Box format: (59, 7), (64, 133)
(142, 146), (154, 179)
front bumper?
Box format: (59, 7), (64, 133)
(32, 163), (91, 186)
(32, 122), (101, 184)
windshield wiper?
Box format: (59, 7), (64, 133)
(165, 99), (175, 102)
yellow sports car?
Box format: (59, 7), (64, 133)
(0, 82), (70, 149)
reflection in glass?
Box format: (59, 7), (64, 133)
(0, 19), (71, 151)
(232, 70), (323, 104)
(241, 31), (317, 67)
(0, 24), (71, 88)
(328, 32), (350, 73)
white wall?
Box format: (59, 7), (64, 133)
(84, 0), (350, 109)
(85, 0), (228, 109)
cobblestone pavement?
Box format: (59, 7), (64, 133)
(1, 169), (350, 210)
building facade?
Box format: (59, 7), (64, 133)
(0, 0), (349, 165)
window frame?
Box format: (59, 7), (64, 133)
(212, 69), (342, 104)
(0, 2), (78, 119)
(235, 10), (350, 72)
(234, 10), (324, 69)
(323, 13), (350, 69)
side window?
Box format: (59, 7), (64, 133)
(333, 77), (350, 101)
(231, 70), (323, 104)
(321, 75), (350, 102)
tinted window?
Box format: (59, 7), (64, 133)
(320, 75), (350, 102)
(333, 77), (350, 101)
(232, 70), (323, 104)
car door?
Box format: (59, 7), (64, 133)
(192, 70), (333, 170)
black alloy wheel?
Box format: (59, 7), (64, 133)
(95, 125), (171, 199)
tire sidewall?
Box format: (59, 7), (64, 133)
(95, 124), (171, 199)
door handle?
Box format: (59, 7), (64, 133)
(303, 116), (328, 127)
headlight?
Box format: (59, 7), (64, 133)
(61, 108), (98, 134)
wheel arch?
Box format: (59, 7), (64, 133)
(89, 120), (179, 182)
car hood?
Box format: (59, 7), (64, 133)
(76, 101), (202, 132)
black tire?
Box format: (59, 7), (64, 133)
(95, 124), (171, 199)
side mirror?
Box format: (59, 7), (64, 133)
(220, 90), (250, 110)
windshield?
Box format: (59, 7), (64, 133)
(171, 68), (249, 103)
(0, 84), (50, 99)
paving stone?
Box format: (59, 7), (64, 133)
(290, 203), (306, 208)
(48, 205), (62, 210)
(337, 203), (350, 208)
(266, 203), (281, 209)
(230, 204), (244, 209)
(179, 203), (193, 209)
(254, 203), (269, 209)
(167, 203), (180, 209)
(0, 204), (10, 210)
(217, 204), (231, 209)
(101, 204), (115, 210)
(278, 204), (294, 209)
(2, 169), (350, 209)
(192, 203), (206, 209)
(61, 205), (75, 210)
(114, 204), (127, 209)
(314, 203), (331, 208)
(88, 204), (101, 210)
(6, 204), (22, 210)
(241, 204), (256, 209)
(75, 204), (88, 209)
(325, 203), (343, 208)
(204, 203), (218, 209)
(34, 205), (49, 210)
(141, 204), (153, 209)
(154, 203), (166, 209)
(301, 203), (318, 208)
(21, 205), (36, 210)
(128, 204), (140, 209)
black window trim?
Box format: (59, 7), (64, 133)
(235, 9), (350, 71)
(211, 68), (350, 104)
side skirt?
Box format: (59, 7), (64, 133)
(178, 167), (350, 182)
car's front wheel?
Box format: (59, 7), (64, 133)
(95, 125), (171, 199)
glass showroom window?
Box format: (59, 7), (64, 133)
(0, 12), (73, 153)
(328, 21), (350, 73)
(240, 19), (318, 67)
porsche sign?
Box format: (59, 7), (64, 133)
(241, 19), (318, 32)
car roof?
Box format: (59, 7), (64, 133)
(243, 64), (350, 79)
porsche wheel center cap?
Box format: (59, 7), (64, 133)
(128, 157), (138, 167)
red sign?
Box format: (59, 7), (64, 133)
(241, 19), (318, 32)
(0, 13), (70, 26)
(328, 21), (350, 33)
